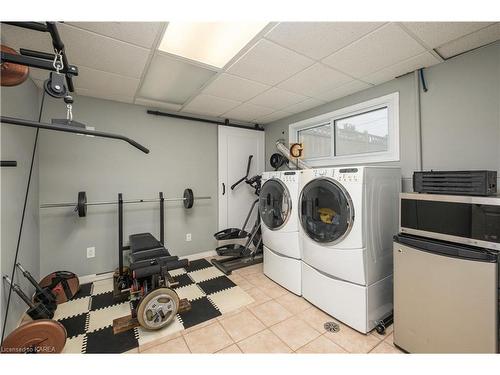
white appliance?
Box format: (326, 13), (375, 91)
(260, 170), (302, 295)
(299, 166), (401, 333)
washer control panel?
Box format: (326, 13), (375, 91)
(281, 171), (297, 183)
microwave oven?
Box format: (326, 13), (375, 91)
(400, 192), (500, 251)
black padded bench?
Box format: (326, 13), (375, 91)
(128, 232), (189, 278)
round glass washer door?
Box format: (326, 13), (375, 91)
(299, 177), (354, 244)
(259, 179), (292, 231)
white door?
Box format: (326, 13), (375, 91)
(218, 126), (265, 231)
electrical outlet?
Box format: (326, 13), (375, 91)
(186, 233), (192, 242)
(87, 246), (95, 258)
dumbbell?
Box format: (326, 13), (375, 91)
(16, 263), (57, 311)
(3, 276), (55, 320)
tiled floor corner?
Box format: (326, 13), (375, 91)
(140, 260), (403, 354)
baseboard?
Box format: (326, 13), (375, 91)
(184, 249), (218, 261)
(78, 249), (218, 283)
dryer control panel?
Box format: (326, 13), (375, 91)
(336, 168), (361, 183)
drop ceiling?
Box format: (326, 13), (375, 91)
(1, 22), (499, 124)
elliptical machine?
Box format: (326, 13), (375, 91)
(211, 156), (263, 275)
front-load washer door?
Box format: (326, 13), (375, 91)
(299, 177), (354, 245)
(259, 179), (292, 231)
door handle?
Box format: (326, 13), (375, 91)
(222, 183), (226, 195)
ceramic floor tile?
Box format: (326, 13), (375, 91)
(228, 274), (253, 291)
(275, 293), (312, 315)
(244, 273), (276, 288)
(216, 344), (242, 353)
(370, 341), (404, 354)
(207, 287), (254, 314)
(371, 323), (394, 341)
(87, 302), (131, 332)
(270, 317), (321, 351)
(237, 329), (292, 353)
(189, 267), (225, 283)
(260, 284), (289, 299)
(295, 334), (347, 354)
(142, 336), (191, 353)
(233, 263), (263, 276)
(91, 278), (114, 295)
(219, 309), (266, 342)
(325, 323), (381, 353)
(297, 306), (336, 333)
(248, 300), (293, 327)
(174, 283), (206, 301)
(137, 318), (184, 348)
(244, 287), (272, 308)
(183, 322), (234, 353)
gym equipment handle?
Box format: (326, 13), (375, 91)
(0, 116), (150, 154)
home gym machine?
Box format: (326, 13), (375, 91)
(1, 22), (150, 352)
(111, 191), (205, 333)
(212, 155), (263, 275)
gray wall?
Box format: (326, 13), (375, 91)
(265, 41), (500, 192)
(39, 95), (218, 276)
(1, 79), (40, 336)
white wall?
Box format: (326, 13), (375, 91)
(38, 95), (218, 276)
(1, 79), (41, 336)
(265, 42), (500, 192)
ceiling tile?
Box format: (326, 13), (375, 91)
(255, 110), (293, 124)
(139, 54), (216, 104)
(315, 80), (372, 102)
(248, 87), (308, 110)
(66, 22), (163, 48)
(134, 98), (183, 111)
(436, 23), (500, 59)
(283, 98), (326, 114)
(182, 94), (241, 117)
(278, 63), (352, 97)
(74, 66), (140, 97)
(403, 22), (494, 49)
(202, 73), (270, 102)
(227, 39), (314, 85)
(363, 52), (440, 85)
(30, 66), (140, 101)
(322, 23), (426, 78)
(223, 103), (275, 122)
(0, 23), (150, 78)
(75, 88), (134, 104)
(265, 22), (384, 60)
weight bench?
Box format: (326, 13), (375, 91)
(128, 232), (189, 278)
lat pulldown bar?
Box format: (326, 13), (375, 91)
(40, 189), (211, 217)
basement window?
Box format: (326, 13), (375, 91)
(289, 92), (399, 166)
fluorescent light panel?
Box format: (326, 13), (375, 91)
(159, 22), (268, 68)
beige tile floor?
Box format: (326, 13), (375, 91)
(140, 261), (403, 354)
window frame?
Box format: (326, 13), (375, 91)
(289, 92), (399, 167)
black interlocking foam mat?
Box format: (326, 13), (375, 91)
(53, 258), (254, 353)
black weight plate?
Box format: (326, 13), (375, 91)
(77, 191), (87, 217)
(183, 188), (194, 209)
(270, 153), (285, 169)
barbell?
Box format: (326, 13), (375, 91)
(40, 188), (211, 217)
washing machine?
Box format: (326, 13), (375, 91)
(299, 166), (401, 333)
(259, 170), (302, 295)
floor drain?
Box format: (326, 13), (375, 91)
(324, 321), (340, 333)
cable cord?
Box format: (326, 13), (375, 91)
(1, 90), (46, 344)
